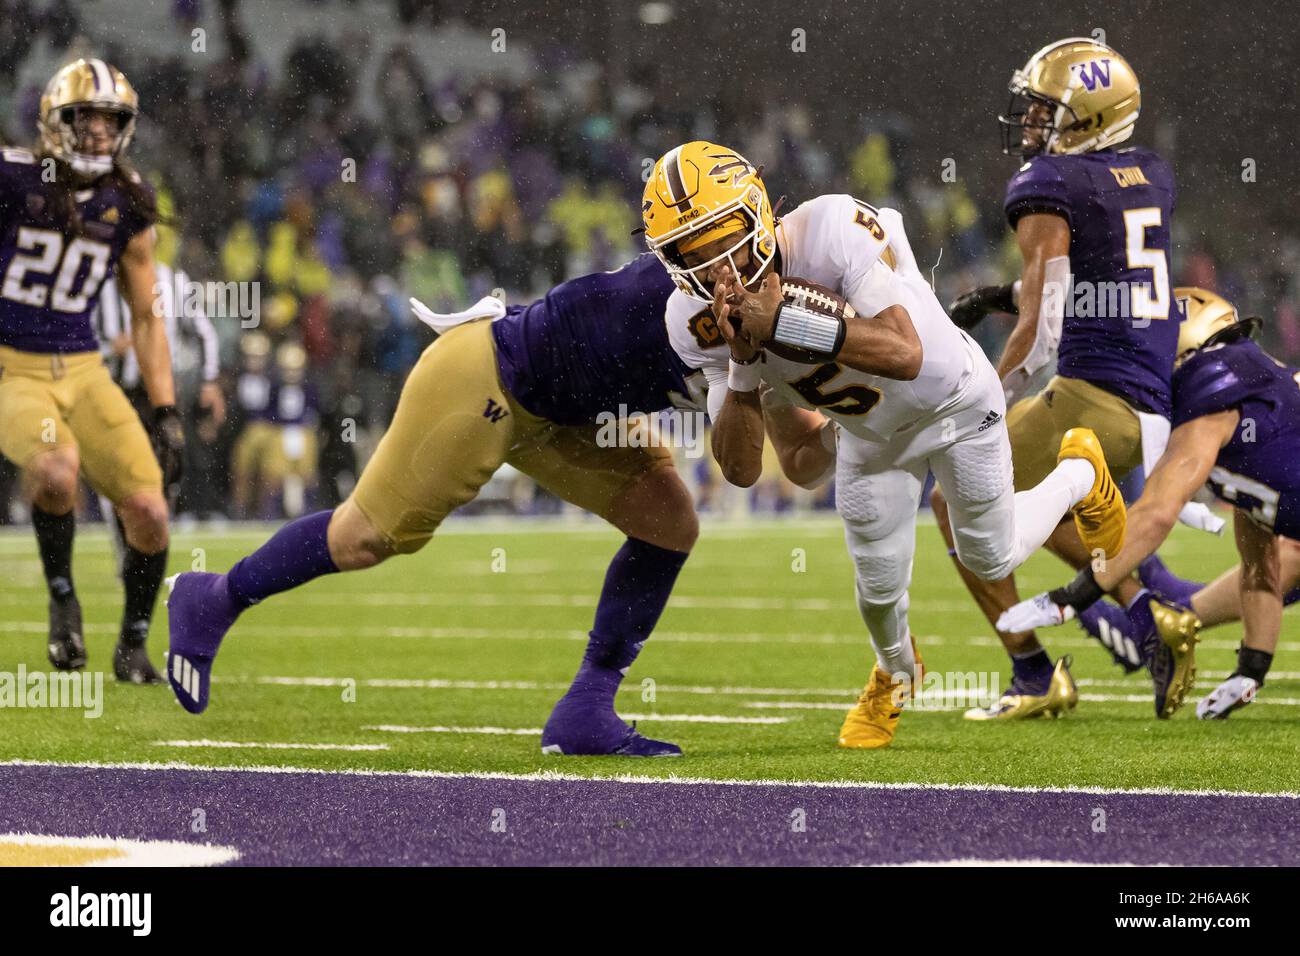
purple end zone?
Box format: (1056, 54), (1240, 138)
(1, 764), (1297, 866)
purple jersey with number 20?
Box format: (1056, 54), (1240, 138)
(1005, 146), (1181, 416)
(1173, 338), (1300, 539)
(0, 147), (154, 353)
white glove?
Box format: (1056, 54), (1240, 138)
(996, 592), (1076, 634)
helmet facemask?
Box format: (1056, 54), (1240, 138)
(651, 202), (777, 302)
(42, 104), (137, 178)
(998, 80), (1074, 157)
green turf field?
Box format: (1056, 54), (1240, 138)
(2, 517), (1296, 794)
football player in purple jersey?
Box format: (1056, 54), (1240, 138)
(934, 38), (1184, 719)
(999, 289), (1300, 718)
(0, 60), (182, 683)
(166, 255), (706, 757)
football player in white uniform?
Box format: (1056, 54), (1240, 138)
(642, 142), (1128, 747)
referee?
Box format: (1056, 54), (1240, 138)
(94, 262), (226, 546)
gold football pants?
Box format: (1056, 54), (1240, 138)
(0, 346), (161, 503)
(351, 319), (675, 553)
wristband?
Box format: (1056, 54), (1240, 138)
(728, 358), (762, 392)
(769, 302), (846, 361)
(1048, 566), (1104, 613)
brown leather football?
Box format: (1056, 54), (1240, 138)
(766, 276), (856, 363)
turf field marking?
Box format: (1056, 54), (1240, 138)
(3, 615), (1298, 656)
(0, 832), (240, 867)
(152, 740), (390, 751)
(364, 714), (791, 735)
(364, 725), (540, 736)
(746, 694), (1300, 710)
(5, 758), (1298, 799)
(879, 858), (1157, 868)
(238, 674), (853, 697)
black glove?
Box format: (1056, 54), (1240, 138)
(150, 404), (186, 490)
(948, 283), (1018, 331)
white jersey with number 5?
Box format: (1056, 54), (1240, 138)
(665, 193), (987, 443)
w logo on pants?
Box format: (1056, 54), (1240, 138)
(483, 398), (510, 423)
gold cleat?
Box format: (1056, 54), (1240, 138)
(838, 637), (924, 749)
(1150, 600), (1201, 719)
(963, 655), (1079, 721)
(1058, 427), (1126, 560)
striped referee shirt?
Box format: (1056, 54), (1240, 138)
(93, 262), (221, 388)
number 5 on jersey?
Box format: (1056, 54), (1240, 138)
(790, 363), (882, 416)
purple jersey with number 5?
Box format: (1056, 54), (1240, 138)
(0, 147), (154, 353)
(1005, 146), (1181, 416)
(1173, 339), (1300, 538)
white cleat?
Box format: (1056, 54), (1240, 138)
(1196, 674), (1258, 720)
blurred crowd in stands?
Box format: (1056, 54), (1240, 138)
(1, 0), (1298, 523)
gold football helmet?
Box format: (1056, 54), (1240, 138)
(39, 58), (139, 177)
(1174, 287), (1260, 365)
(641, 141), (776, 301)
(999, 38), (1140, 156)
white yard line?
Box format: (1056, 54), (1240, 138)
(4, 614), (1295, 655)
(152, 740), (390, 752)
(746, 694), (1300, 710)
(364, 714), (790, 735)
(364, 725), (540, 736)
(3, 757), (1296, 800)
(237, 675), (854, 697)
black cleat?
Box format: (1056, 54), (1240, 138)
(114, 624), (163, 685)
(47, 595), (86, 670)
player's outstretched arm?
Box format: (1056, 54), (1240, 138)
(1095, 410), (1239, 588)
(997, 410), (1238, 632)
(995, 212), (1069, 380)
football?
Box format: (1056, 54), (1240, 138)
(764, 275), (857, 363)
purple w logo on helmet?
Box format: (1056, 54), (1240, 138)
(1073, 59), (1113, 92)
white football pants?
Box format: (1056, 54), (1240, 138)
(835, 355), (1094, 680)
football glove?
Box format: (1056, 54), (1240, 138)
(948, 283), (1018, 331)
(150, 404), (186, 490)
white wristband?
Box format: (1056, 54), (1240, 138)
(728, 358), (762, 392)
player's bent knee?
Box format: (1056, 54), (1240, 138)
(952, 531), (1016, 582)
(845, 526), (914, 607)
(610, 467), (698, 553)
(118, 492), (170, 553)
(25, 450), (79, 509)
(328, 500), (397, 570)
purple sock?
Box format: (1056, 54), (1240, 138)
(1011, 648), (1053, 693)
(226, 510), (340, 610)
(1138, 556), (1202, 610)
(564, 537), (689, 706)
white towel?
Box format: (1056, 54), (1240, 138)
(410, 295), (506, 334)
